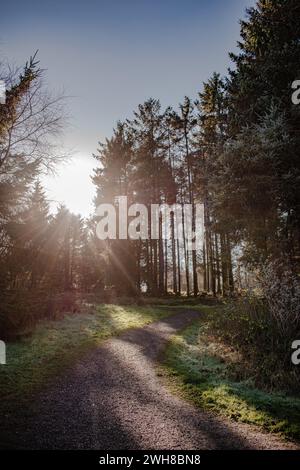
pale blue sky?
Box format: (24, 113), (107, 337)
(0, 0), (255, 216)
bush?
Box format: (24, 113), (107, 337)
(0, 289), (81, 340)
(0, 287), (50, 340)
(260, 259), (300, 339)
(209, 261), (300, 393)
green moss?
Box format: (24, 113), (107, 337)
(0, 304), (172, 410)
(160, 319), (300, 441)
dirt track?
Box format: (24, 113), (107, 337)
(1, 310), (298, 449)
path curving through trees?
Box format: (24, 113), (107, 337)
(2, 310), (298, 450)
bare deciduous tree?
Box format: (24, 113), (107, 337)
(0, 52), (66, 178)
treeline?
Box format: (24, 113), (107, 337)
(1, 0), (300, 337)
(0, 57), (103, 337)
(92, 97), (235, 297)
(93, 0), (300, 296)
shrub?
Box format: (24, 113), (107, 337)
(0, 287), (50, 339)
(260, 259), (300, 339)
(0, 289), (81, 340)
(209, 261), (300, 393)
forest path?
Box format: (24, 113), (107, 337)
(4, 309), (298, 449)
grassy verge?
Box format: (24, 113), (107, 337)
(0, 303), (173, 410)
(160, 306), (300, 441)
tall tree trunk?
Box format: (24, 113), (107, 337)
(171, 211), (177, 294)
(220, 233), (228, 295)
(153, 239), (158, 295)
(158, 213), (164, 293)
(226, 234), (234, 294)
(215, 233), (221, 295)
(136, 240), (141, 293)
(203, 242), (207, 292)
(182, 203), (190, 296)
(192, 203), (198, 296)
(177, 238), (181, 295)
(164, 237), (168, 294)
(145, 238), (150, 294)
(148, 207), (153, 294)
(209, 230), (216, 296)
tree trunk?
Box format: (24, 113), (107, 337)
(215, 233), (221, 294)
(158, 213), (164, 294)
(177, 238), (181, 295)
(171, 211), (177, 294)
(182, 203), (190, 296)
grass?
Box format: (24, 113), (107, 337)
(160, 307), (300, 441)
(0, 303), (173, 411)
(3, 298), (298, 441)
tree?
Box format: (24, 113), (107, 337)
(0, 53), (65, 175)
(0, 54), (66, 337)
(221, 0), (300, 268)
(196, 73), (234, 294)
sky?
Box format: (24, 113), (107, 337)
(0, 0), (255, 217)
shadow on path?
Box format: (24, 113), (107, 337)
(0, 310), (297, 449)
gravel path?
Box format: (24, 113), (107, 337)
(1, 310), (298, 449)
